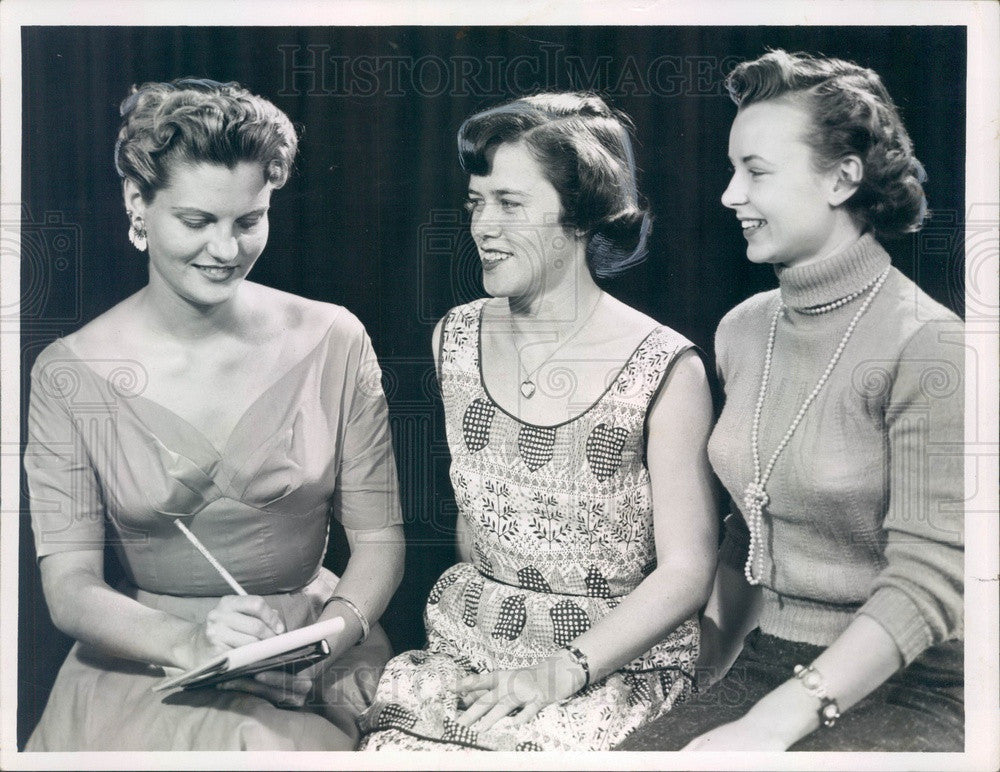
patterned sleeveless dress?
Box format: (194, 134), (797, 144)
(360, 299), (699, 751)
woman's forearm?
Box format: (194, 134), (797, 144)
(743, 615), (903, 747)
(320, 523), (405, 651)
(570, 561), (714, 684)
(697, 560), (762, 682)
(42, 558), (197, 668)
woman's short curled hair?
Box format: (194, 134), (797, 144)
(725, 49), (927, 238)
(115, 78), (298, 201)
(458, 92), (651, 278)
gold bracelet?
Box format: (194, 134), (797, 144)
(323, 595), (370, 645)
(793, 663), (841, 728)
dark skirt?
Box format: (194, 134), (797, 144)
(616, 629), (963, 752)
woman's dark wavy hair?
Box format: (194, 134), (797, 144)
(457, 92), (651, 278)
(115, 78), (298, 201)
(725, 50), (927, 238)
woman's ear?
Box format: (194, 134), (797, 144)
(122, 178), (145, 217)
(828, 155), (864, 207)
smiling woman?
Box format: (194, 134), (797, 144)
(359, 93), (719, 752)
(619, 50), (963, 753)
(126, 162), (272, 307)
(23, 79), (405, 751)
(722, 99), (864, 267)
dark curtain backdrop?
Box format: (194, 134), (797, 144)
(18, 25), (966, 747)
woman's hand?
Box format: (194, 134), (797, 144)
(217, 669), (318, 709)
(681, 715), (791, 751)
(176, 594), (286, 670)
(452, 650), (586, 730)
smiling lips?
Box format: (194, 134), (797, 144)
(741, 218), (767, 235)
(479, 248), (513, 270)
(193, 264), (238, 281)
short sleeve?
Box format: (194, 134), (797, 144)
(24, 353), (106, 558)
(857, 317), (965, 664)
(330, 328), (403, 531)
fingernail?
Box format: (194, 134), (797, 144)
(276, 622), (285, 633)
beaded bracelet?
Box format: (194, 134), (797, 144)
(323, 595), (370, 645)
(561, 645), (591, 690)
(793, 663), (841, 728)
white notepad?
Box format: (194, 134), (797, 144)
(154, 616), (346, 692)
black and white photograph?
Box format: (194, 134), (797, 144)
(1, 1), (997, 768)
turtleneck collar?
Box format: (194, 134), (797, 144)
(774, 233), (892, 311)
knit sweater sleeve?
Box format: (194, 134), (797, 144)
(712, 304), (752, 572)
(857, 316), (965, 664)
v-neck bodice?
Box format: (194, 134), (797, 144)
(25, 307), (402, 597)
(104, 326), (340, 460)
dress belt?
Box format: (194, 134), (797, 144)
(471, 563), (627, 600)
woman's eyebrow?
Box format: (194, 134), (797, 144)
(466, 187), (529, 197)
(169, 206), (270, 216)
(170, 206), (213, 215)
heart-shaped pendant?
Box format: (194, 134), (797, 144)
(520, 380), (536, 399)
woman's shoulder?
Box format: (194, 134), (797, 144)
(29, 297), (147, 401)
(628, 311), (695, 360)
(434, 298), (490, 343)
(877, 271), (964, 373)
(35, 293), (145, 376)
(883, 269), (963, 338)
(251, 283), (367, 342)
(716, 289), (780, 342)
(439, 298), (490, 326)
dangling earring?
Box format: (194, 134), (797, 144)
(126, 209), (147, 252)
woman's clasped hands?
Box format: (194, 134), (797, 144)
(451, 649), (587, 730)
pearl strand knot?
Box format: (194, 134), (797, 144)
(743, 482), (769, 512)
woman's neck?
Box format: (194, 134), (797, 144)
(779, 216), (865, 270)
(136, 280), (251, 343)
(504, 260), (603, 331)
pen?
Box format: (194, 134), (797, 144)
(173, 520), (248, 596)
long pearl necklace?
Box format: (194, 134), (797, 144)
(515, 292), (604, 399)
(743, 267), (891, 585)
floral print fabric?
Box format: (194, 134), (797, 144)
(360, 300), (699, 750)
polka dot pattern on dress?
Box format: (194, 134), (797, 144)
(428, 571), (459, 604)
(517, 566), (552, 593)
(462, 398), (495, 452)
(442, 716), (478, 747)
(357, 305), (700, 751)
(492, 594), (528, 641)
(377, 703), (418, 731)
(517, 425), (557, 472)
(585, 424), (629, 481)
(585, 566), (611, 598)
(462, 577), (484, 628)
(549, 599), (591, 646)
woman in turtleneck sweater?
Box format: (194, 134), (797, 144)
(619, 50), (963, 752)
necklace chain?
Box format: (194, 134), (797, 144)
(515, 292), (604, 399)
(743, 267), (890, 585)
